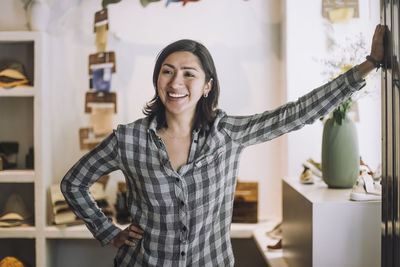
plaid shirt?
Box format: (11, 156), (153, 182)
(61, 67), (365, 266)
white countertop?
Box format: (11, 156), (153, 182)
(283, 176), (378, 204)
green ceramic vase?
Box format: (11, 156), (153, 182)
(321, 116), (359, 188)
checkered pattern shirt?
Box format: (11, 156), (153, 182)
(61, 67), (365, 266)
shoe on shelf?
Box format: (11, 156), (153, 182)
(304, 159), (322, 178)
(267, 239), (282, 250)
(350, 166), (381, 201)
(266, 222), (282, 240)
(300, 165), (314, 184)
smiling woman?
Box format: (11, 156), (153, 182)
(144, 39), (220, 131)
(60, 29), (384, 267)
(156, 51), (212, 122)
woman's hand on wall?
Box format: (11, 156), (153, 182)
(358, 24), (386, 78)
(370, 24), (385, 63)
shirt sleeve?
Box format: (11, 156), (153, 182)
(220, 66), (366, 147)
(60, 131), (122, 246)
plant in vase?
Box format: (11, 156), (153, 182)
(318, 33), (380, 188)
(322, 98), (359, 188)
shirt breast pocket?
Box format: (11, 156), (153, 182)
(194, 147), (225, 169)
(192, 148), (226, 209)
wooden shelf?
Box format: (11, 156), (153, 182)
(0, 170), (35, 183)
(0, 226), (36, 238)
(45, 225), (93, 239)
(45, 222), (131, 239)
(0, 87), (35, 97)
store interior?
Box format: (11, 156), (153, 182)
(0, 0), (382, 266)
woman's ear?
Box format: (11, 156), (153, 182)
(204, 78), (213, 95)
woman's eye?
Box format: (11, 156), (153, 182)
(162, 69), (173, 75)
(185, 72), (195, 78)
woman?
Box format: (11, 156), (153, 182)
(61, 25), (385, 266)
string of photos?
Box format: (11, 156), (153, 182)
(79, 8), (117, 151)
(50, 8), (115, 227)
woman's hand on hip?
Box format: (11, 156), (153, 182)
(110, 223), (144, 248)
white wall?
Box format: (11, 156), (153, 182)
(285, 0), (381, 178)
(0, 0), (286, 220)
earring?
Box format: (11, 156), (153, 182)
(204, 92), (208, 98)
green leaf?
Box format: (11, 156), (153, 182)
(331, 97), (353, 125)
(102, 0), (122, 8)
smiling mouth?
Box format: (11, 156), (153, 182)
(168, 92), (188, 98)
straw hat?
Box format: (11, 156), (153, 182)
(0, 61), (30, 89)
(0, 194), (32, 227)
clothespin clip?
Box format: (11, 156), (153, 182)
(94, 9), (109, 52)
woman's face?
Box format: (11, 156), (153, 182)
(157, 51), (212, 119)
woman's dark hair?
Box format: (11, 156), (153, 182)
(143, 39), (220, 130)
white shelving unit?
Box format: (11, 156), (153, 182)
(0, 31), (50, 267)
(282, 177), (381, 267)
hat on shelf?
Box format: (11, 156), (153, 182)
(0, 193), (32, 227)
(140, 0), (161, 7)
(0, 256), (26, 267)
(0, 61), (30, 89)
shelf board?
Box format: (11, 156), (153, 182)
(0, 87), (35, 97)
(0, 170), (35, 183)
(0, 31), (42, 42)
(45, 222), (128, 239)
(45, 221), (279, 241)
(0, 226), (36, 238)
(45, 225), (93, 239)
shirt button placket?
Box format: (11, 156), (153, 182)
(175, 175), (189, 267)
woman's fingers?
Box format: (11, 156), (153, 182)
(129, 223), (144, 234)
(122, 223), (144, 247)
(111, 223), (144, 248)
(370, 24), (385, 62)
(125, 239), (137, 247)
(129, 230), (143, 239)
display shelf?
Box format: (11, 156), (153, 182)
(45, 221), (129, 239)
(0, 97), (34, 170)
(252, 221), (288, 267)
(0, 31), (48, 267)
(44, 220), (287, 266)
(0, 87), (35, 97)
(45, 222), (271, 239)
(0, 226), (36, 238)
(0, 238), (35, 267)
(282, 177), (381, 267)
(0, 170), (35, 183)
(230, 222), (264, 238)
(45, 224), (93, 239)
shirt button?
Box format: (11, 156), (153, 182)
(181, 251), (186, 256)
(182, 226), (187, 231)
(175, 178), (180, 182)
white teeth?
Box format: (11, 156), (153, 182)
(168, 92), (187, 98)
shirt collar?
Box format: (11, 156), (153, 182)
(147, 114), (204, 136)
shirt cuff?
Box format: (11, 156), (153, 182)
(345, 66), (366, 93)
(91, 218), (122, 247)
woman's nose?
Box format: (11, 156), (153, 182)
(170, 73), (184, 88)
